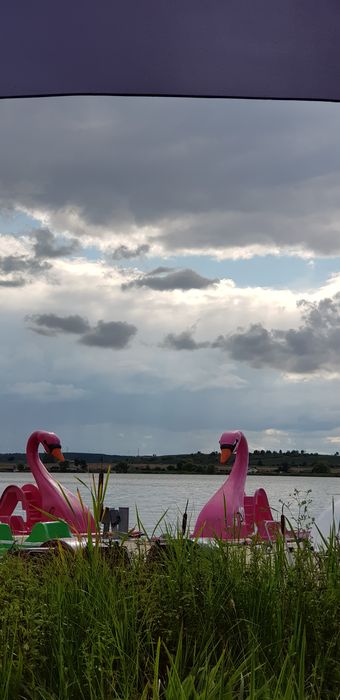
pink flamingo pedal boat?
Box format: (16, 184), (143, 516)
(0, 430), (95, 535)
(193, 430), (295, 542)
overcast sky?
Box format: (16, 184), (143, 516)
(1, 96), (340, 455)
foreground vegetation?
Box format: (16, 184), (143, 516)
(0, 534), (339, 699)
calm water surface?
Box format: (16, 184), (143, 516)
(0, 472), (339, 533)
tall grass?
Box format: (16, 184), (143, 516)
(0, 533), (338, 699)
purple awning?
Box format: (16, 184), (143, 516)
(1, 1), (340, 101)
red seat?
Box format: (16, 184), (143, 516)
(0, 483), (43, 534)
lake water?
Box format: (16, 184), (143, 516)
(0, 472), (339, 534)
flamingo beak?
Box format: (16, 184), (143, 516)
(220, 447), (232, 464)
(51, 447), (65, 462)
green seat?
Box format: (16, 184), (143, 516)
(23, 520), (72, 545)
(0, 523), (14, 550)
(0, 523), (15, 552)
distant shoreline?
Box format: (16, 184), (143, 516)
(0, 467), (339, 477)
(1, 449), (339, 477)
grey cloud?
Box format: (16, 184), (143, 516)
(161, 330), (210, 351)
(146, 266), (173, 275)
(32, 228), (80, 258)
(26, 327), (56, 337)
(298, 296), (340, 329)
(0, 277), (26, 287)
(1, 98), (340, 256)
(79, 320), (137, 349)
(28, 313), (90, 335)
(111, 243), (149, 260)
(0, 255), (30, 273)
(0, 254), (51, 275)
(26, 313), (137, 350)
(122, 268), (218, 291)
(161, 210), (340, 258)
(0, 228), (78, 290)
(0, 254), (51, 287)
(217, 293), (340, 374)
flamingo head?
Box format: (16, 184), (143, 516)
(37, 430), (65, 462)
(219, 430), (243, 464)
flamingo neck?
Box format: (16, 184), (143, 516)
(26, 432), (53, 486)
(228, 434), (249, 490)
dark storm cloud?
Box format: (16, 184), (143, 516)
(161, 330), (210, 351)
(79, 320), (137, 349)
(111, 243), (149, 260)
(216, 292), (340, 374)
(122, 268), (218, 291)
(1, 98), (340, 256)
(28, 313), (90, 335)
(160, 210), (340, 257)
(32, 228), (80, 258)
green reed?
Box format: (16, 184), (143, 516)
(0, 531), (338, 699)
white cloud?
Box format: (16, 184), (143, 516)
(264, 428), (288, 437)
(325, 436), (340, 445)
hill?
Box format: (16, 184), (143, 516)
(0, 448), (339, 476)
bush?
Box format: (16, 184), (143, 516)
(114, 461), (128, 473)
(312, 462), (331, 474)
